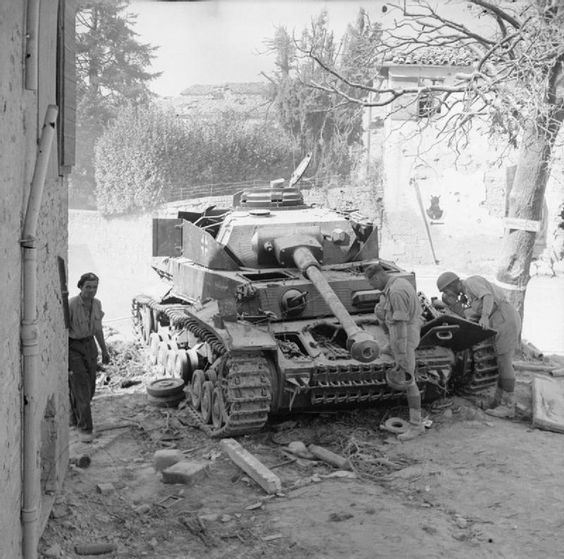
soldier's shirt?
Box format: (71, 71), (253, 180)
(68, 295), (104, 339)
(381, 277), (421, 326)
(462, 276), (521, 354)
(378, 277), (422, 373)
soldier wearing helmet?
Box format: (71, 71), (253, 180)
(365, 263), (425, 441)
(436, 271), (521, 418)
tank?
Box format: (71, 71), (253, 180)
(132, 157), (499, 437)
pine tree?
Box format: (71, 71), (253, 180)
(71, 0), (159, 208)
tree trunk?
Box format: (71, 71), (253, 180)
(496, 114), (563, 318)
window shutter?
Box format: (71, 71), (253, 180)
(56, 0), (76, 174)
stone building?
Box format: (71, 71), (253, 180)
(367, 47), (556, 273)
(1, 1), (75, 557)
(161, 81), (270, 123)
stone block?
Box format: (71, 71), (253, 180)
(161, 460), (209, 485)
(153, 449), (184, 472)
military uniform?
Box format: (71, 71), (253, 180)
(68, 295), (105, 434)
(377, 277), (422, 376)
(462, 276), (521, 355)
(376, 276), (425, 440)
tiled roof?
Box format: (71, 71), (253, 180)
(386, 46), (478, 66)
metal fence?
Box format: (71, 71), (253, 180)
(166, 175), (340, 203)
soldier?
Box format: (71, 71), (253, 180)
(68, 272), (110, 442)
(365, 263), (425, 441)
(436, 271), (521, 418)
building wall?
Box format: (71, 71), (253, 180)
(367, 64), (561, 275)
(0, 2), (69, 556)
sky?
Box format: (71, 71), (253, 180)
(128, 0), (390, 97)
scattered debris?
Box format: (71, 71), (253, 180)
(261, 532), (284, 541)
(272, 420), (298, 432)
(179, 514), (214, 546)
(120, 378), (143, 388)
(380, 417), (409, 435)
(74, 542), (117, 555)
(220, 438), (282, 494)
(133, 503), (152, 514)
(153, 449), (184, 472)
(513, 360), (558, 373)
(96, 483), (115, 495)
(521, 341), (544, 360)
(308, 444), (351, 470)
(161, 460), (210, 485)
(69, 454), (91, 469)
(328, 512), (354, 522)
(42, 543), (63, 558)
(287, 441), (316, 459)
(532, 376), (564, 433)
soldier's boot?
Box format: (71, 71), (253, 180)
(479, 385), (503, 410)
(484, 390), (515, 419)
(398, 408), (425, 442)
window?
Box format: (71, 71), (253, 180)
(417, 78), (443, 118)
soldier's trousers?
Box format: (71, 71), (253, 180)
(69, 337), (98, 433)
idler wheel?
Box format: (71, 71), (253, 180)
(200, 381), (214, 423)
(191, 369), (205, 409)
(211, 387), (226, 429)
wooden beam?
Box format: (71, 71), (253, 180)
(220, 438), (282, 494)
(532, 376), (564, 434)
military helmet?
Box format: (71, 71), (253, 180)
(436, 271), (459, 292)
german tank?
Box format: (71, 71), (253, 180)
(132, 159), (498, 437)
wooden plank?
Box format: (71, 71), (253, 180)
(532, 376), (564, 434)
(504, 217), (541, 232)
(220, 438), (282, 494)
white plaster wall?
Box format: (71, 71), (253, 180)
(379, 119), (517, 274)
(0, 2), (69, 556)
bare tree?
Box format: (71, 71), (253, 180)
(303, 0), (564, 316)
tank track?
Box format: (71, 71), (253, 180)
(310, 351), (452, 406)
(454, 339), (499, 394)
(132, 295), (271, 438)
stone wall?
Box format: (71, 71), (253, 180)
(0, 2), (69, 555)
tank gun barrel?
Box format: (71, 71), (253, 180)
(292, 246), (379, 363)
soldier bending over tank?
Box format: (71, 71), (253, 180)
(436, 271), (521, 419)
(365, 263), (425, 441)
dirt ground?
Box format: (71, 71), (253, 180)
(39, 334), (564, 559)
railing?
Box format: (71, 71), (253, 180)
(166, 175), (341, 203)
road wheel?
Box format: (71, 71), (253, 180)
(147, 392), (185, 408)
(165, 349), (178, 377)
(146, 378), (185, 398)
(174, 350), (190, 384)
(148, 333), (162, 366)
(190, 370), (205, 409)
(156, 341), (169, 376)
(141, 307), (153, 345)
(200, 381), (213, 423)
(211, 387), (225, 429)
